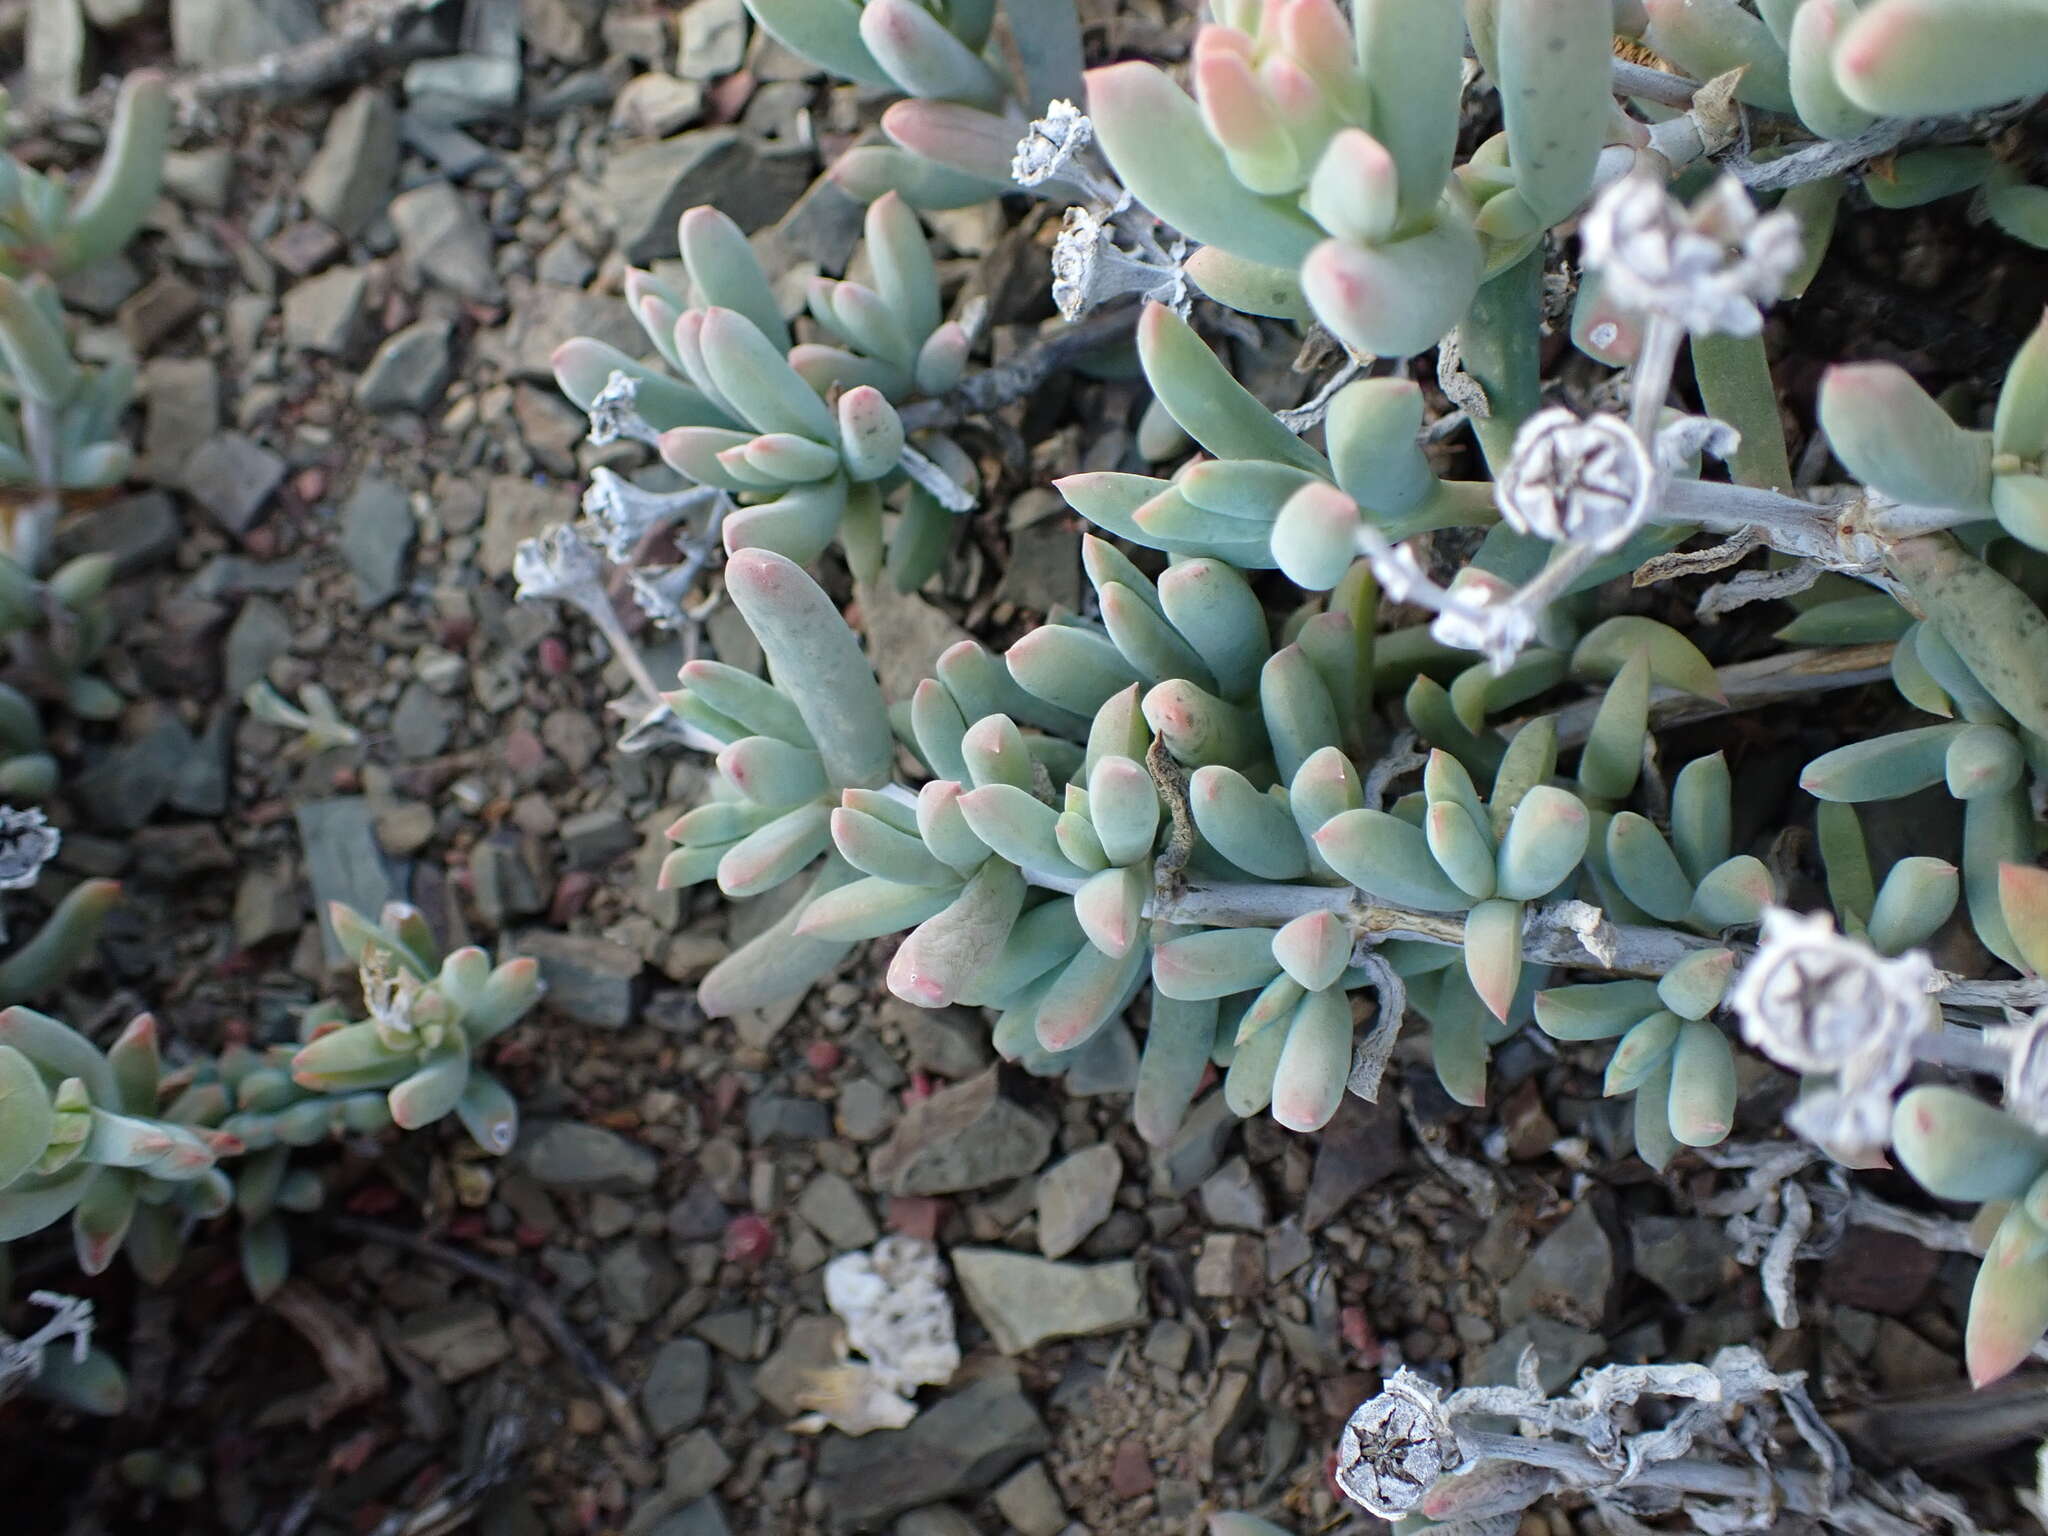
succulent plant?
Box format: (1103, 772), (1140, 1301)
(0, 72), (171, 761)
(1893, 1086), (2048, 1387)
(555, 197), (991, 588)
(0, 73), (171, 280)
(741, 0), (1084, 208)
(0, 273), (139, 690)
(0, 903), (541, 1303)
(0, 72), (165, 573)
(498, 0), (2048, 1417)
(652, 543), (1771, 1138)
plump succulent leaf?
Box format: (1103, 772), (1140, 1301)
(1894, 1086), (2048, 1202)
(1270, 986), (1353, 1132)
(1889, 535), (2048, 743)
(725, 549), (895, 790)
(1088, 63), (1324, 269)
(1833, 0), (2048, 117)
(1495, 0), (1612, 223)
(1968, 1205), (2048, 1387)
(1820, 365), (1993, 513)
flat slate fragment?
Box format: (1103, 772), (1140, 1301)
(867, 1067), (1053, 1195)
(516, 931), (644, 1027)
(517, 1120), (658, 1192)
(950, 1248), (1148, 1355)
(396, 1300), (512, 1383)
(812, 1370), (1050, 1530)
(184, 432), (286, 535)
(296, 796), (398, 966)
(340, 475), (415, 608)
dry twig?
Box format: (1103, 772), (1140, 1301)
(367, 1411), (527, 1536)
(329, 1215), (650, 1453)
(269, 1279), (390, 1429)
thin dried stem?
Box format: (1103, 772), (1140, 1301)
(328, 1215), (650, 1454)
(896, 304), (1138, 432)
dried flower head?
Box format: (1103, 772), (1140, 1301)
(1496, 408), (1654, 554)
(1729, 908), (1934, 1077)
(241, 681), (362, 755)
(513, 524), (609, 609)
(1428, 569), (1539, 671)
(897, 442), (978, 513)
(1654, 412), (1744, 475)
(1351, 526), (1543, 674)
(1579, 173), (1803, 337)
(576, 470), (720, 565)
(1732, 909), (1934, 1161)
(0, 1292), (94, 1405)
(360, 948), (427, 1050)
(583, 370), (662, 448)
(627, 564), (696, 630)
(1050, 206), (1185, 323)
(1012, 99), (1092, 188)
(0, 807), (58, 891)
(1785, 1074), (1899, 1165)
(1050, 206), (1116, 323)
(1335, 1368), (1460, 1519)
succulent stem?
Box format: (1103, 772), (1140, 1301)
(897, 304), (1136, 432)
(1628, 315), (1686, 444)
(1611, 57), (1702, 110)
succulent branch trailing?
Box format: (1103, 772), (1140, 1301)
(1335, 1347), (1966, 1536)
(0, 898), (543, 1414)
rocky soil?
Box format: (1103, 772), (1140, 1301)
(1, 2), (2045, 1535)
